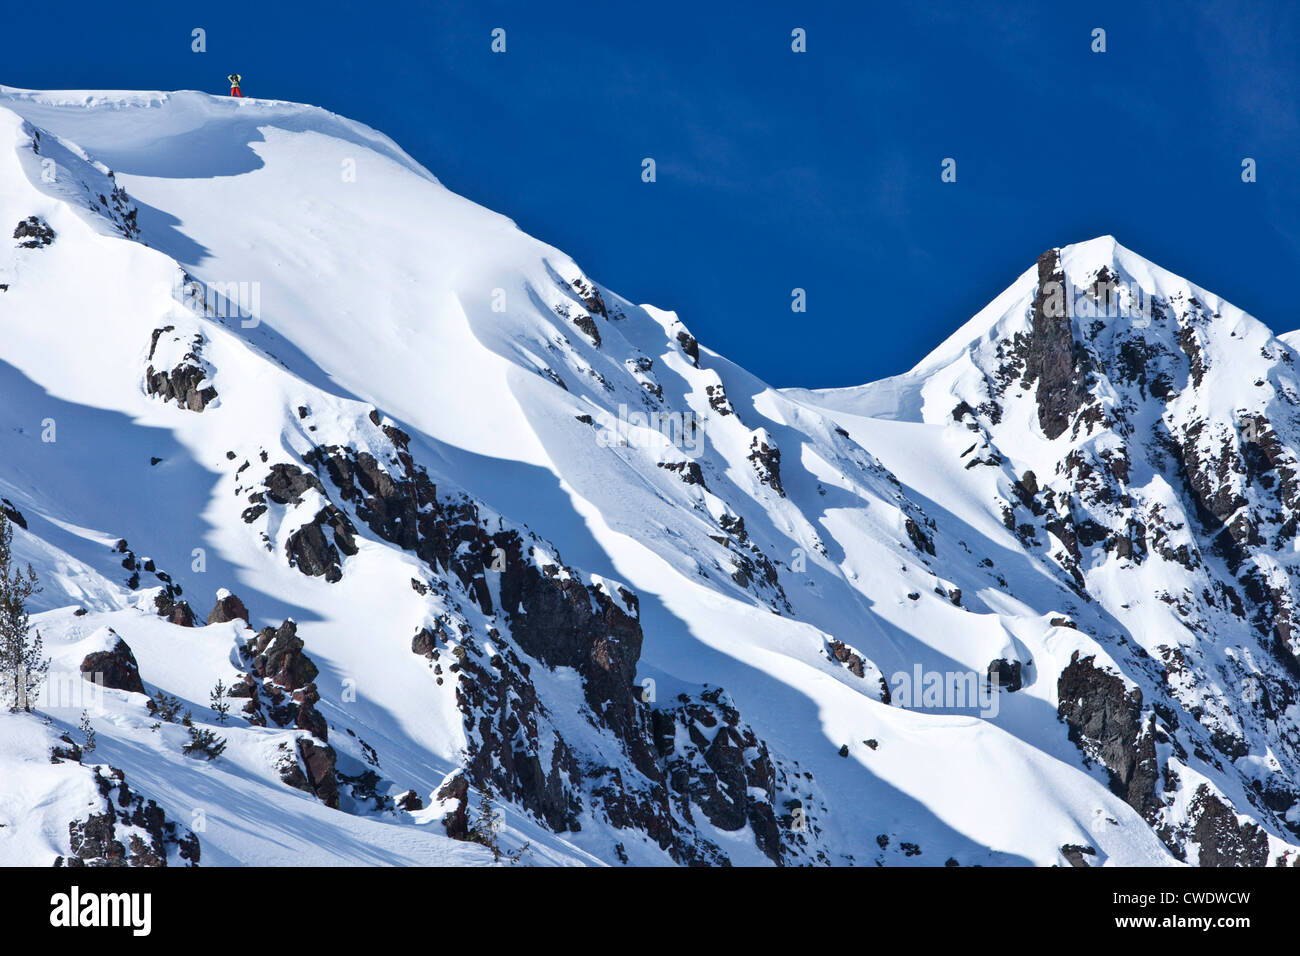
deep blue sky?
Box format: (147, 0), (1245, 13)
(4, 1), (1298, 387)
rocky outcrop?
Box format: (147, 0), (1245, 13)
(497, 557), (647, 754)
(145, 327), (217, 412)
(435, 771), (471, 839)
(231, 619), (340, 809)
(235, 619), (331, 744)
(153, 591), (195, 627)
(79, 632), (145, 695)
(296, 739), (340, 809)
(114, 539), (181, 594)
(569, 276), (608, 319)
(987, 658), (1023, 693)
(284, 506), (357, 583)
(828, 640), (867, 678)
(651, 687), (783, 863)
(58, 766), (200, 867)
(1060, 843), (1097, 868)
(246, 620), (319, 692)
(0, 497), (26, 529)
(747, 430), (785, 497)
(274, 736), (339, 809)
(904, 517), (935, 556)
(396, 789), (423, 811)
(658, 460), (706, 486)
(1189, 786), (1269, 867)
(572, 313), (601, 346)
(301, 440), (445, 571)
(676, 330), (700, 366)
(1057, 652), (1159, 821)
(705, 383), (734, 417)
(13, 215), (54, 248)
(454, 640), (588, 832)
(243, 403), (803, 861)
(207, 590), (250, 626)
(1021, 249), (1092, 439)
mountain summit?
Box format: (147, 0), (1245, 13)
(0, 88), (1295, 867)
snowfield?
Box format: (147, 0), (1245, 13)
(0, 87), (1296, 867)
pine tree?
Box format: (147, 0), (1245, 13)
(148, 690), (183, 723)
(209, 679), (230, 724)
(466, 786), (529, 864)
(467, 786), (502, 859)
(79, 709), (97, 752)
(183, 720), (227, 760)
(0, 511), (48, 712)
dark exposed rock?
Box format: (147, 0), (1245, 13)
(302, 445), (437, 565)
(436, 772), (471, 839)
(457, 644), (587, 833)
(296, 739), (340, 809)
(572, 313), (601, 346)
(1014, 470), (1039, 509)
(276, 743), (310, 792)
(904, 517), (935, 556)
(986, 658), (1022, 693)
(237, 620), (329, 751)
(282, 413), (802, 863)
(827, 639), (867, 679)
(145, 327), (217, 412)
(411, 627), (438, 658)
(60, 766), (199, 867)
(285, 506), (357, 583)
(497, 553), (648, 761)
(13, 215), (55, 248)
(651, 687), (783, 864)
(206, 591), (250, 626)
(50, 733), (83, 764)
(153, 592), (195, 627)
(266, 463), (326, 505)
(1021, 249), (1092, 439)
(80, 632), (145, 695)
(1060, 843), (1097, 867)
(676, 330), (700, 366)
(569, 277), (608, 319)
(0, 498), (26, 529)
(1190, 786), (1269, 866)
(249, 620), (319, 690)
(227, 673), (258, 700)
(292, 684), (329, 742)
(233, 626), (306, 733)
(705, 384), (734, 417)
(747, 432), (785, 497)
(658, 460), (705, 487)
(1057, 652), (1160, 821)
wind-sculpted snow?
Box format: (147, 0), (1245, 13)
(0, 87), (1292, 866)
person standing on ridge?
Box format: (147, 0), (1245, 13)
(228, 73), (242, 97)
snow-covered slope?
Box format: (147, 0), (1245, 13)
(0, 88), (1294, 867)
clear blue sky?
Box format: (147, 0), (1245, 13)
(4, 0), (1297, 387)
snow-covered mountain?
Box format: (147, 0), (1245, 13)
(0, 87), (1296, 867)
